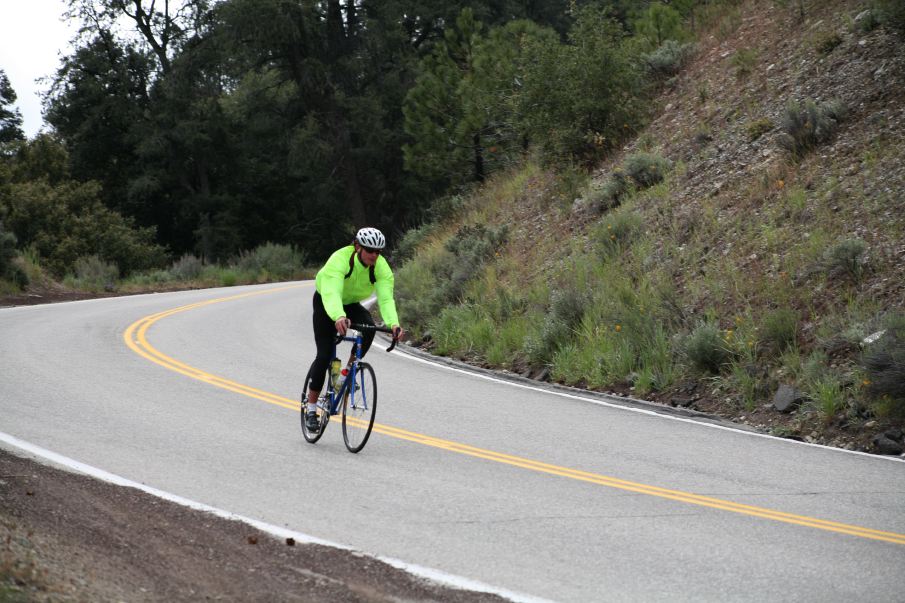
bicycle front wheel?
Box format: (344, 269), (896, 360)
(342, 362), (377, 453)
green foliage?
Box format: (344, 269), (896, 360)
(0, 70), (25, 147)
(808, 376), (847, 423)
(69, 255), (119, 292)
(778, 98), (847, 157)
(594, 209), (643, 256)
(0, 221), (27, 288)
(876, 0), (905, 33)
(862, 314), (905, 412)
(762, 308), (799, 354)
(516, 5), (644, 165)
(2, 177), (168, 278)
(730, 48), (758, 78)
(815, 32), (843, 55)
(633, 2), (688, 48)
(822, 238), (867, 283)
(403, 12), (555, 187)
(169, 254), (204, 280)
(585, 171), (632, 214)
(396, 222), (507, 330)
(233, 243), (306, 281)
(623, 152), (671, 188)
(642, 40), (695, 77)
(684, 321), (732, 374)
(525, 286), (591, 366)
(746, 118), (773, 142)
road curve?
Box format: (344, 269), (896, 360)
(2, 282), (904, 602)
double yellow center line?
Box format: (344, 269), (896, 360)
(124, 288), (905, 546)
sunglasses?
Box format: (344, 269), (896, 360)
(361, 246), (381, 255)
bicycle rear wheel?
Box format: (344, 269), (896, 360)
(301, 366), (331, 443)
(342, 362), (377, 453)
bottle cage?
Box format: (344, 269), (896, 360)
(346, 250), (376, 284)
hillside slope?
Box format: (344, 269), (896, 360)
(395, 0), (905, 455)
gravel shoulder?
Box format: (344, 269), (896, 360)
(0, 447), (509, 602)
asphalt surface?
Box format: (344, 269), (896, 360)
(2, 282), (904, 602)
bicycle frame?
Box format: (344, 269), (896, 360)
(319, 323), (396, 417)
(320, 332), (367, 417)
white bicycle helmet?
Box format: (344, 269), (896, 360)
(355, 227), (386, 249)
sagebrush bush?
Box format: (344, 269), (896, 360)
(0, 221), (27, 288)
(762, 308), (799, 354)
(234, 243), (305, 280)
(642, 40), (695, 77)
(583, 170), (631, 214)
(72, 255), (119, 291)
(169, 254), (204, 280)
(814, 32), (843, 55)
(877, 0), (905, 33)
(862, 315), (905, 411)
(623, 152), (671, 188)
(684, 322), (732, 374)
(822, 238), (867, 282)
(730, 48), (758, 78)
(524, 286), (590, 366)
(396, 222), (507, 333)
(394, 223), (435, 262)
(778, 98), (847, 156)
(595, 210), (643, 255)
(746, 118), (773, 141)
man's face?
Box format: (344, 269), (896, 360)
(357, 243), (380, 267)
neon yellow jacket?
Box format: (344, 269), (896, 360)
(315, 245), (400, 328)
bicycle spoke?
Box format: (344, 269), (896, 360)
(342, 362), (377, 453)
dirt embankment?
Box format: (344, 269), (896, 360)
(1, 448), (508, 602)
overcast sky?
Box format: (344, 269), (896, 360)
(1, 0), (78, 138)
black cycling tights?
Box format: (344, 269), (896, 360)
(307, 291), (375, 392)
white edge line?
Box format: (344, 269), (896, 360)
(392, 345), (905, 464)
(0, 430), (555, 603)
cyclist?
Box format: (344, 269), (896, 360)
(305, 227), (404, 432)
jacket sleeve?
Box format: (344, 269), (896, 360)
(373, 257), (399, 328)
(318, 248), (352, 322)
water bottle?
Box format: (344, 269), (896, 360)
(335, 367), (349, 392)
(330, 359), (341, 389)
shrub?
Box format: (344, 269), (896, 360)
(822, 238), (867, 282)
(642, 40), (695, 77)
(0, 221), (27, 288)
(808, 376), (846, 423)
(394, 223), (435, 263)
(595, 210), (643, 256)
(778, 98), (847, 156)
(855, 8), (883, 32)
(441, 223), (507, 303)
(815, 32), (843, 55)
(3, 180), (167, 278)
(583, 170), (632, 214)
(169, 254), (204, 281)
(71, 255), (119, 291)
(730, 48), (758, 78)
(623, 152), (671, 188)
(684, 321), (732, 374)
(762, 308), (799, 354)
(220, 270), (238, 287)
(525, 286), (590, 365)
(746, 118), (773, 142)
(234, 243), (305, 280)
(516, 5), (644, 164)
(877, 0), (905, 33)
(862, 315), (905, 411)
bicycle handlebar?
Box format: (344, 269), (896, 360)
(336, 323), (399, 352)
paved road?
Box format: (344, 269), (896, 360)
(2, 282), (904, 602)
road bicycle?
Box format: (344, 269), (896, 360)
(301, 323), (397, 453)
